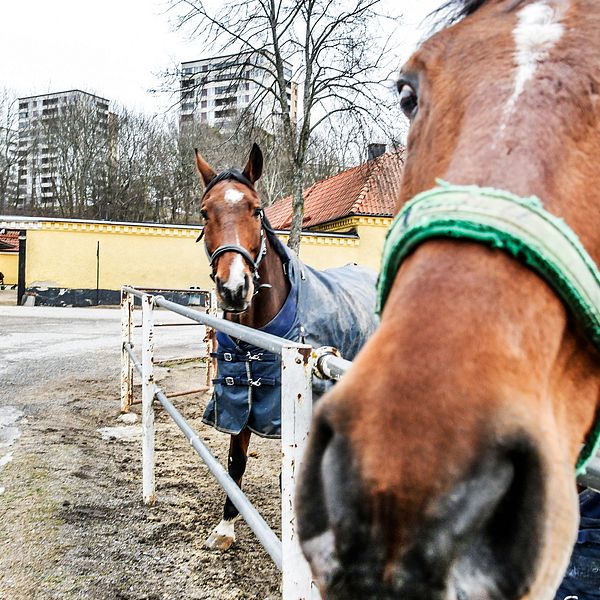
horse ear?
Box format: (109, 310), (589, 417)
(194, 148), (217, 188)
(242, 143), (263, 184)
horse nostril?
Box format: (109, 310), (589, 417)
(297, 412), (372, 590)
(215, 276), (226, 297)
(297, 415), (334, 543)
(399, 439), (544, 599)
(242, 273), (250, 298)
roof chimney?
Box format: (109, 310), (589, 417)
(367, 143), (386, 161)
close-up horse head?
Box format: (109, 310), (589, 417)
(195, 143), (266, 313)
(297, 0), (600, 598)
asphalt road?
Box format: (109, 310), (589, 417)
(0, 305), (208, 397)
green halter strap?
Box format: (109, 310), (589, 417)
(377, 182), (600, 474)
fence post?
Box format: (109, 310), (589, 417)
(141, 293), (156, 505)
(120, 287), (134, 412)
(204, 290), (218, 390)
(281, 343), (316, 599)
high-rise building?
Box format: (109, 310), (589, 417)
(17, 90), (110, 207)
(180, 51), (298, 132)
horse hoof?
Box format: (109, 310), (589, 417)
(204, 532), (235, 551)
(204, 519), (236, 551)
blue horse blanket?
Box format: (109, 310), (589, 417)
(554, 489), (600, 599)
(202, 235), (378, 438)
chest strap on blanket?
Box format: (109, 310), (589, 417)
(213, 375), (277, 387)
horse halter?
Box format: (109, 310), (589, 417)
(378, 181), (600, 475)
(196, 169), (270, 283)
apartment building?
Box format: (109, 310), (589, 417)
(17, 90), (110, 207)
(180, 51), (298, 132)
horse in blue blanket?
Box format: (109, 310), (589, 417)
(203, 236), (377, 438)
(194, 144), (378, 550)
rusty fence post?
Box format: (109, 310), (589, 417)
(281, 343), (318, 599)
(141, 293), (156, 505)
(204, 290), (218, 390)
(120, 287), (134, 413)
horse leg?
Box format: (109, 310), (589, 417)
(204, 427), (252, 551)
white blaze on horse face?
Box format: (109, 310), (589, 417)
(501, 1), (566, 128)
(224, 253), (247, 293)
(224, 188), (244, 204)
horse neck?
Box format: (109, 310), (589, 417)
(227, 235), (290, 330)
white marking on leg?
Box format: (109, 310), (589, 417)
(224, 188), (244, 204)
(500, 1), (566, 130)
(204, 516), (240, 550)
(213, 518), (237, 540)
(224, 253), (246, 293)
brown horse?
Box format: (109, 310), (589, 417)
(296, 1), (600, 598)
(195, 144), (378, 551)
(195, 144), (290, 550)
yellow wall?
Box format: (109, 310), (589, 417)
(26, 222), (210, 290)
(0, 252), (18, 285)
(0, 216), (391, 292)
(309, 215), (392, 273)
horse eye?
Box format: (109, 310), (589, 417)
(398, 82), (418, 120)
(200, 209), (208, 221)
(253, 208), (262, 218)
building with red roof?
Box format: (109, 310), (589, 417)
(0, 230), (19, 252)
(265, 147), (404, 271)
(266, 147), (404, 233)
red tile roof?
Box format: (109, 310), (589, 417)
(0, 230), (19, 252)
(266, 149), (404, 230)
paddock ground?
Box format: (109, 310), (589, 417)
(0, 306), (280, 599)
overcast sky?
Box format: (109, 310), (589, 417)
(0, 0), (444, 114)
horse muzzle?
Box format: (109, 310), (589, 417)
(215, 272), (253, 313)
(296, 410), (548, 600)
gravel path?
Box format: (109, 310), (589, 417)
(0, 306), (280, 600)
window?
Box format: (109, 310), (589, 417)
(201, 100), (207, 108)
(201, 113), (207, 122)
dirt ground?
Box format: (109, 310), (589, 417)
(0, 307), (281, 600)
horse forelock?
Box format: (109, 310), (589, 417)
(432, 0), (527, 28)
(202, 169), (255, 198)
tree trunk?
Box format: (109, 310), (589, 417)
(287, 168), (304, 253)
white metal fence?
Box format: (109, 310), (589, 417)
(120, 285), (346, 599)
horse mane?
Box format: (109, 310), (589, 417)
(431, 0), (526, 28)
(261, 212), (291, 265)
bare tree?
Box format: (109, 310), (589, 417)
(37, 97), (110, 217)
(172, 0), (401, 251)
(0, 89), (19, 214)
